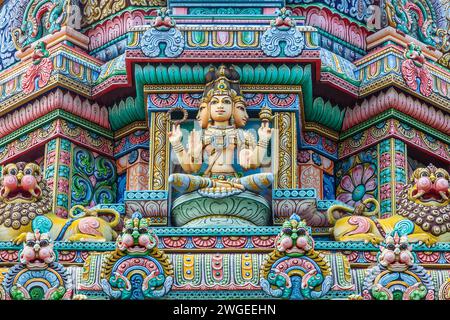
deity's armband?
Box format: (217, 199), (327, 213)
(258, 138), (270, 149)
(171, 142), (185, 154)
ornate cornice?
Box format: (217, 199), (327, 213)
(340, 109), (450, 144)
(0, 109), (113, 148)
(339, 119), (450, 162)
(114, 121), (148, 139)
(343, 88), (450, 136)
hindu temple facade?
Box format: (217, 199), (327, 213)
(0, 0), (448, 300)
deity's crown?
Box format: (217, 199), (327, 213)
(203, 65), (242, 100)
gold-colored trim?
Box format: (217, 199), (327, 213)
(303, 122), (339, 141)
(52, 138), (61, 214)
(359, 75), (449, 114)
(143, 84), (305, 93)
(148, 112), (169, 191)
(114, 121), (148, 140)
(390, 138), (396, 216)
(0, 76), (92, 118)
(377, 143), (382, 218)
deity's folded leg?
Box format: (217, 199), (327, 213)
(235, 173), (273, 193)
(169, 173), (214, 193)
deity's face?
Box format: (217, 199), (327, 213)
(196, 102), (210, 128)
(233, 101), (249, 128)
(209, 94), (233, 123)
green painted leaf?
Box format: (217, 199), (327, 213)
(169, 64), (181, 84)
(254, 64), (265, 84)
(180, 64), (192, 84)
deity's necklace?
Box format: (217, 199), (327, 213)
(209, 125), (236, 149)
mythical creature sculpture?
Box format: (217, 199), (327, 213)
(0, 162), (120, 243)
(12, 0), (68, 51)
(260, 214), (332, 299)
(362, 231), (434, 300)
(19, 230), (56, 268)
(275, 215), (315, 255)
(261, 7), (304, 57)
(401, 42), (433, 96)
(385, 0), (438, 46)
(378, 231), (414, 272)
(22, 41), (53, 94)
(116, 212), (158, 254)
(328, 164), (450, 246)
(3, 230), (73, 300)
(101, 213), (173, 300)
(151, 7), (176, 30)
(168, 65), (273, 197)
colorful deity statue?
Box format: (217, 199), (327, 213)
(168, 65), (273, 197)
(401, 42), (433, 96)
(168, 66), (274, 226)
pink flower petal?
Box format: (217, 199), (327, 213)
(340, 175), (355, 192)
(362, 165), (375, 184)
(365, 179), (377, 191)
(337, 192), (353, 204)
(351, 164), (363, 185)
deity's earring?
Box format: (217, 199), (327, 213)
(230, 115), (235, 125)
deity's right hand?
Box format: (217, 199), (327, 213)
(239, 149), (253, 170)
(168, 124), (183, 145)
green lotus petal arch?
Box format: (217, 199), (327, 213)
(110, 63), (343, 132)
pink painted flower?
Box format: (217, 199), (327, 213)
(395, 153), (405, 167)
(56, 208), (68, 218)
(337, 164), (377, 207)
(60, 152), (71, 165)
(380, 153), (391, 169)
(58, 179), (69, 193)
(380, 184), (391, 200)
(297, 151), (311, 163)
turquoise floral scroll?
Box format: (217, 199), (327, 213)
(71, 147), (117, 207)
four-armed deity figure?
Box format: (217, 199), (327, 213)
(168, 65), (273, 198)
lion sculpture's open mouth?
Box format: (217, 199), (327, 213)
(0, 162), (52, 230)
(0, 162), (43, 204)
(0, 188), (41, 202)
(409, 164), (450, 206)
(412, 188), (448, 204)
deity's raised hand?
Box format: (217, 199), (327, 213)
(168, 124), (183, 145)
(258, 122), (273, 141)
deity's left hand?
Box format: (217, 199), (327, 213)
(258, 122), (272, 141)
